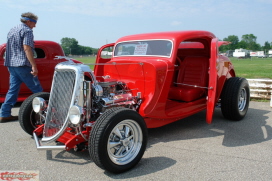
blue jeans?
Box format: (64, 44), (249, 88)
(0, 66), (43, 117)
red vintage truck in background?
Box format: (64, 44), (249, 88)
(0, 41), (83, 103)
(19, 31), (250, 173)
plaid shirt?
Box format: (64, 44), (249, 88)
(4, 23), (34, 67)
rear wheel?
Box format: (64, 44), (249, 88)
(221, 77), (250, 120)
(89, 107), (147, 173)
(19, 92), (50, 135)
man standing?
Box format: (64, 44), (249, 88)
(0, 12), (43, 123)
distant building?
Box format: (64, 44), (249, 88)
(233, 48), (250, 58)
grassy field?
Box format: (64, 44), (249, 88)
(75, 56), (96, 64)
(230, 57), (272, 79)
(74, 56), (272, 79)
(73, 56), (96, 69)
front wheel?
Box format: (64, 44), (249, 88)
(220, 77), (250, 121)
(19, 92), (50, 135)
(89, 107), (148, 173)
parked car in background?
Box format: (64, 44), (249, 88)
(19, 31), (250, 173)
(258, 54), (268, 58)
(257, 51), (268, 58)
(269, 50), (272, 57)
(0, 41), (85, 103)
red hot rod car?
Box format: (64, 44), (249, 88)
(19, 31), (250, 173)
(0, 40), (83, 103)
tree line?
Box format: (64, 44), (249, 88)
(219, 34), (272, 53)
(61, 34), (272, 55)
(61, 37), (99, 55)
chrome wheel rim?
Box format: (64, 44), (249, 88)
(107, 119), (143, 165)
(238, 88), (247, 111)
(30, 110), (46, 129)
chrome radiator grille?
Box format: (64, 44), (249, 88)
(43, 69), (76, 138)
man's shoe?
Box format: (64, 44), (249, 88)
(0, 116), (18, 123)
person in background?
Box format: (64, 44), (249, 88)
(0, 12), (43, 123)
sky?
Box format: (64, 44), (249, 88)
(0, 0), (272, 48)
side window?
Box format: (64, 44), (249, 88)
(34, 48), (46, 58)
(2, 48), (45, 59)
(100, 46), (113, 59)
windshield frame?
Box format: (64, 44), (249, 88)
(113, 39), (173, 58)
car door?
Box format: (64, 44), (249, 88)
(206, 38), (218, 124)
(34, 45), (53, 92)
(94, 43), (115, 79)
(19, 45), (52, 93)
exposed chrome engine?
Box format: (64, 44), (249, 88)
(91, 77), (141, 120)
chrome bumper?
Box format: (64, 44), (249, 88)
(33, 132), (66, 150)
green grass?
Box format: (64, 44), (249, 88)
(72, 56), (96, 69)
(74, 56), (96, 64)
(73, 56), (272, 79)
(230, 57), (272, 79)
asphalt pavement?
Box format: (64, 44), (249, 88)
(0, 101), (272, 181)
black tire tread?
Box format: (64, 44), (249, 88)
(89, 107), (123, 169)
(89, 107), (147, 173)
(221, 77), (249, 120)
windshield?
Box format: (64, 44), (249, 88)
(114, 40), (173, 57)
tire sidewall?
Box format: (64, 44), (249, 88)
(221, 77), (250, 120)
(91, 108), (147, 173)
(236, 79), (250, 117)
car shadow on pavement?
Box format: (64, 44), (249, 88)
(104, 157), (177, 178)
(45, 149), (177, 176)
(46, 150), (92, 165)
(103, 106), (272, 178)
(39, 104), (272, 176)
(146, 107), (271, 148)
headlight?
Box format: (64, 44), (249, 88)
(32, 97), (46, 113)
(68, 105), (83, 125)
